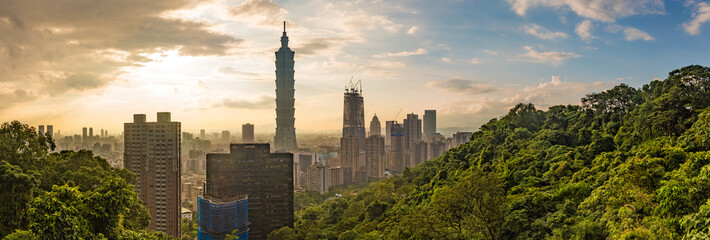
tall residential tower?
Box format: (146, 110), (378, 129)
(124, 112), (181, 237)
(274, 21), (297, 152)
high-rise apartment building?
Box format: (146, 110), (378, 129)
(305, 163), (327, 194)
(366, 135), (385, 180)
(453, 131), (473, 148)
(221, 130), (231, 144)
(242, 123), (254, 143)
(423, 110), (436, 139)
(342, 81), (366, 151)
(89, 127), (93, 139)
(388, 122), (406, 174)
(38, 125), (45, 134)
(205, 143), (293, 240)
(385, 121), (394, 146)
(428, 133), (448, 160)
(340, 136), (360, 182)
(403, 113), (422, 151)
(274, 22), (298, 152)
(411, 141), (428, 167)
(82, 127), (87, 143)
(124, 112), (181, 237)
(370, 114), (381, 136)
(46, 125), (53, 137)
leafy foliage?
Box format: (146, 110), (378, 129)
(0, 121), (169, 239)
(281, 65), (710, 239)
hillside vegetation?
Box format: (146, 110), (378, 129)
(271, 65), (710, 240)
(0, 122), (173, 239)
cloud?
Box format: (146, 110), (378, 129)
(607, 24), (654, 41)
(437, 76), (614, 129)
(0, 0), (240, 103)
(470, 58), (483, 64)
(441, 57), (451, 62)
(294, 37), (349, 56)
(429, 78), (497, 95)
(230, 0), (290, 27)
(505, 0), (665, 22)
(523, 24), (568, 40)
(373, 48), (427, 57)
(483, 50), (499, 55)
(0, 88), (37, 110)
(622, 27), (655, 41)
(575, 20), (596, 41)
(214, 95), (274, 109)
(217, 66), (261, 76)
(683, 2), (710, 35)
(509, 46), (581, 66)
(407, 26), (419, 35)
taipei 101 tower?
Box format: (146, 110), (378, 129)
(274, 21), (297, 151)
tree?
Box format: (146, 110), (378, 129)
(0, 161), (38, 237)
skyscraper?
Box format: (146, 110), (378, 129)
(242, 123), (254, 143)
(221, 130), (231, 144)
(389, 122), (406, 174)
(46, 125), (53, 137)
(200, 129), (206, 140)
(369, 114), (381, 136)
(274, 21), (297, 152)
(206, 143), (293, 240)
(403, 113), (422, 151)
(385, 120), (394, 146)
(340, 135), (360, 182)
(89, 127), (93, 139)
(342, 81), (366, 150)
(82, 127), (87, 143)
(366, 134), (385, 180)
(124, 112), (181, 237)
(423, 110), (437, 139)
(38, 125), (44, 134)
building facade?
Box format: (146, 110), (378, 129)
(205, 143), (293, 240)
(340, 136), (360, 182)
(423, 110), (436, 139)
(366, 135), (385, 179)
(242, 123), (254, 143)
(124, 112), (182, 237)
(388, 122), (406, 174)
(305, 163), (327, 194)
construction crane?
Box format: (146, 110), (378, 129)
(392, 108), (403, 122)
(345, 77), (362, 93)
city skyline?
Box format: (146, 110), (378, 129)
(2, 0), (710, 134)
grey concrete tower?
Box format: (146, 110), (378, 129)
(274, 21), (297, 152)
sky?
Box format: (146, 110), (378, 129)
(1, 0), (709, 135)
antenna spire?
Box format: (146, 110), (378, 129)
(283, 21), (286, 32)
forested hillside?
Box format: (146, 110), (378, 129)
(0, 122), (173, 239)
(270, 65), (710, 240)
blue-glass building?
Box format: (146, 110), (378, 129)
(197, 195), (249, 240)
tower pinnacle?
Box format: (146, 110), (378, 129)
(280, 21), (289, 48)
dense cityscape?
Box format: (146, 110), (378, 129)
(28, 25), (475, 239)
(4, 0), (710, 239)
